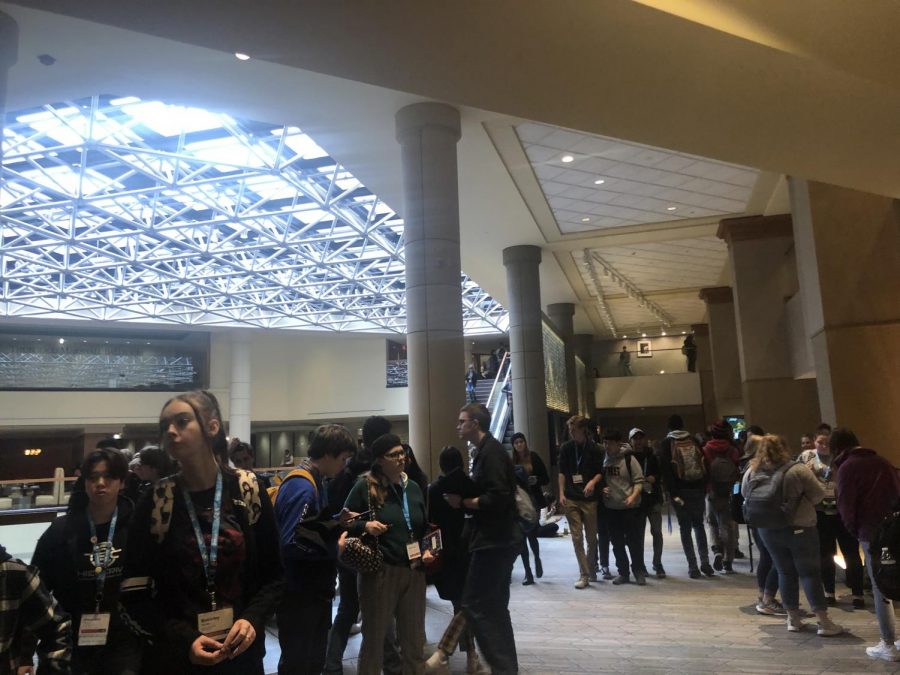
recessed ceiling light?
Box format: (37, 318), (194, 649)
(667, 206), (677, 211)
(659, 370), (665, 374)
(581, 217), (590, 222)
(561, 154), (574, 163)
(594, 178), (605, 185)
(642, 333), (647, 337)
(661, 331), (667, 336)
(113, 433), (121, 440)
(622, 335), (627, 339)
(58, 338), (65, 344)
(681, 331), (686, 335)
(234, 52), (251, 61)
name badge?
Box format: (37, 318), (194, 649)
(572, 474), (584, 485)
(197, 607), (234, 640)
(406, 541), (422, 560)
(78, 612), (111, 646)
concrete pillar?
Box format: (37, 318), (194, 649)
(229, 333), (252, 442)
(718, 215), (819, 443)
(503, 245), (550, 467)
(690, 323), (718, 425)
(547, 302), (578, 416)
(395, 103), (465, 477)
(573, 333), (596, 419)
(0, 12), (18, 165)
(789, 179), (900, 460)
(699, 286), (744, 417)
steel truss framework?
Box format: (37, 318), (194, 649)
(1, 95), (508, 334)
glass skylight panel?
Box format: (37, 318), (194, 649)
(1, 95), (507, 333)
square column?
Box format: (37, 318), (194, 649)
(396, 103), (465, 476)
(718, 215), (820, 443)
(789, 179), (900, 459)
(689, 323), (718, 424)
(698, 287), (744, 417)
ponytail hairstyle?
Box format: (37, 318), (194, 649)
(160, 390), (230, 470)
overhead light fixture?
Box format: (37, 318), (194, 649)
(659, 370), (665, 374)
(234, 52), (251, 61)
(661, 331), (667, 336)
(561, 154), (574, 163)
(681, 331), (686, 335)
(113, 433), (122, 440)
(594, 178), (605, 185)
(58, 338), (65, 344)
(642, 332), (647, 337)
(667, 206), (677, 211)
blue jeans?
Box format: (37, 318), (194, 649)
(758, 526), (826, 612)
(674, 489), (709, 571)
(863, 541), (896, 643)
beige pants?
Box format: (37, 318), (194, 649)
(566, 498), (599, 579)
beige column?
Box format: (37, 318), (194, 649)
(699, 286), (744, 417)
(690, 324), (718, 425)
(718, 215), (820, 444)
(395, 103), (465, 476)
(0, 11), (18, 165)
(789, 179), (900, 461)
(546, 303), (578, 416)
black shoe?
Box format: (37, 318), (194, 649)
(522, 576), (535, 586)
(600, 566), (613, 580)
(700, 563), (715, 577)
(654, 565), (667, 579)
(852, 597), (865, 609)
(825, 595), (837, 606)
(689, 569), (702, 579)
(723, 561), (736, 574)
(711, 545), (721, 554)
(713, 553), (723, 571)
(612, 575), (630, 585)
(734, 548), (745, 559)
(535, 557), (543, 579)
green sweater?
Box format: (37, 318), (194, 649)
(345, 473), (427, 566)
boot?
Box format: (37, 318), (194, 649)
(535, 556), (543, 578)
(425, 649), (450, 674)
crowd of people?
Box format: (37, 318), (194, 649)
(1, 389), (898, 674)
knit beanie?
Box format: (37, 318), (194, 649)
(710, 419), (733, 440)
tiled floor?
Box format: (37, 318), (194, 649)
(266, 519), (900, 674)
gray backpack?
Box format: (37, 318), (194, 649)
(742, 462), (797, 528)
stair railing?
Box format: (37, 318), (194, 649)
(486, 352), (512, 440)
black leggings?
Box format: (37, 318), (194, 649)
(520, 529), (540, 573)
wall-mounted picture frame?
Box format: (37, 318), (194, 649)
(637, 340), (653, 357)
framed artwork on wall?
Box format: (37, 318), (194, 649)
(637, 340), (653, 357)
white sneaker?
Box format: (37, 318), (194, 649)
(574, 577), (589, 589)
(868, 640), (900, 661)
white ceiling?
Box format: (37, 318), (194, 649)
(518, 122), (759, 234)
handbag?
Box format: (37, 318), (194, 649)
(339, 484), (384, 574)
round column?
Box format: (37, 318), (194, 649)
(229, 333), (252, 443)
(0, 12), (19, 165)
(503, 245), (550, 466)
(395, 103), (465, 477)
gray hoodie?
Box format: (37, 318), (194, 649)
(603, 444), (644, 510)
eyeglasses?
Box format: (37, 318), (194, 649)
(383, 450), (406, 460)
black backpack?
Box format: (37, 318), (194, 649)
(870, 505), (900, 601)
(742, 462), (797, 529)
(709, 455), (740, 499)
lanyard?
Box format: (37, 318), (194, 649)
(575, 442), (586, 471)
(182, 471), (223, 611)
(393, 483), (413, 535)
(87, 507), (118, 612)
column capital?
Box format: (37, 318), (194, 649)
(546, 302), (575, 318)
(717, 214), (792, 244)
(395, 102), (460, 144)
(502, 244), (542, 267)
(699, 286), (733, 304)
(691, 323), (710, 336)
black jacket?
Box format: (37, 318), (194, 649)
(464, 433), (523, 552)
(514, 451), (550, 509)
(427, 478), (468, 603)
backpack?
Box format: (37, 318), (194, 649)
(266, 467), (317, 507)
(515, 485), (539, 528)
(709, 455), (740, 499)
(150, 469), (261, 544)
(870, 505), (900, 601)
(741, 462), (797, 529)
(671, 437), (705, 482)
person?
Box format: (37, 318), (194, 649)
(274, 424), (355, 675)
(343, 434), (431, 675)
(424, 446), (482, 675)
(227, 440), (271, 491)
(402, 444), (429, 496)
(681, 334), (697, 372)
(601, 430), (646, 585)
(0, 543), (72, 674)
(133, 445), (178, 486)
(799, 434), (815, 454)
(27, 448), (140, 674)
(323, 416), (402, 675)
(446, 403), (521, 675)
(618, 346), (632, 376)
(511, 433), (549, 585)
(119, 390), (283, 674)
(802, 430), (864, 609)
(702, 419), (741, 574)
(557, 415), (603, 588)
(833, 428), (900, 661)
(659, 415), (714, 578)
(630, 428), (665, 578)
(487, 350), (500, 379)
(742, 434), (843, 637)
(465, 366), (478, 404)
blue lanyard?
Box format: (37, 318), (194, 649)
(575, 442), (586, 471)
(393, 483), (413, 535)
(181, 471), (223, 611)
(87, 507), (118, 612)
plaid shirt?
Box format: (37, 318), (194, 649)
(0, 551), (71, 674)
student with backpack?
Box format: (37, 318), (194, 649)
(601, 430), (647, 585)
(741, 434), (842, 637)
(659, 415), (714, 578)
(833, 428), (900, 662)
(702, 420), (741, 574)
(120, 390), (284, 674)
